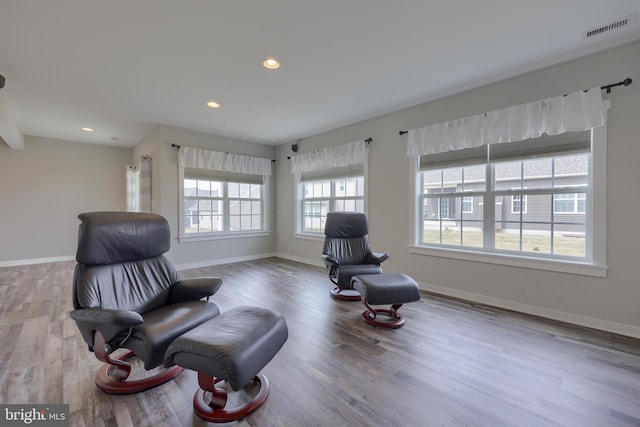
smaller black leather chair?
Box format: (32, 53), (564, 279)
(69, 211), (222, 394)
(322, 212), (389, 300)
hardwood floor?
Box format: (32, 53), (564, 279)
(1, 257), (640, 426)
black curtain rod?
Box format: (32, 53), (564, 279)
(171, 144), (274, 161)
(287, 137), (372, 160)
(398, 78), (633, 136)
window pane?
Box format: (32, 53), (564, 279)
(239, 183), (251, 198)
(251, 184), (261, 198)
(555, 225), (586, 257)
(197, 180), (211, 197)
(346, 199), (357, 211)
(495, 161), (521, 190)
(461, 196), (483, 248)
(442, 167), (462, 189)
(555, 154), (588, 176)
(230, 201), (240, 215)
(334, 179), (346, 197)
(523, 158), (552, 189)
(356, 176), (365, 196)
(463, 165), (486, 191)
(228, 182), (239, 198)
(303, 200), (329, 233)
(423, 170), (442, 191)
(184, 179), (198, 196)
(211, 181), (224, 197)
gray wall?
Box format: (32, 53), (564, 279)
(2, 42), (639, 338)
(274, 41), (640, 337)
(0, 136), (131, 264)
(135, 125), (277, 268)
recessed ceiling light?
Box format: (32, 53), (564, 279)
(206, 101), (221, 109)
(81, 127), (94, 132)
(263, 57), (280, 70)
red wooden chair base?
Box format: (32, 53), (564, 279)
(95, 351), (185, 394)
(193, 373), (270, 423)
(361, 302), (406, 329)
(93, 331), (184, 394)
(330, 287), (362, 301)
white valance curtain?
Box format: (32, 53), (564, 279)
(178, 146), (272, 176)
(406, 87), (605, 157)
(290, 140), (367, 174)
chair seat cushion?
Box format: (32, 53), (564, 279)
(126, 301), (220, 369)
(336, 264), (383, 289)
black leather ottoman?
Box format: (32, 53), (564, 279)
(351, 273), (421, 328)
(164, 306), (288, 423)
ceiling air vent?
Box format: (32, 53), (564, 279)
(583, 13), (637, 38)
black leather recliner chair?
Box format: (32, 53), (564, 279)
(69, 211), (222, 394)
(322, 211), (389, 300)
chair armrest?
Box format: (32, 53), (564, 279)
(367, 251), (390, 265)
(69, 308), (143, 347)
(322, 254), (339, 266)
(70, 308), (143, 327)
(170, 277), (223, 303)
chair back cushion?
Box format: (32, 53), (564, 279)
(324, 211), (368, 238)
(76, 211), (170, 265)
(323, 212), (372, 265)
(72, 212), (178, 313)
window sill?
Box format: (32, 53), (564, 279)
(179, 231), (270, 243)
(409, 245), (608, 278)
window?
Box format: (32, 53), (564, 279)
(511, 194), (527, 214)
(300, 176), (364, 233)
(183, 174), (265, 236)
(416, 130), (598, 262)
(554, 191), (586, 213)
(462, 196), (473, 214)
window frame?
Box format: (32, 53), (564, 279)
(410, 101), (609, 277)
(294, 159), (369, 239)
(178, 168), (270, 242)
(298, 175), (366, 235)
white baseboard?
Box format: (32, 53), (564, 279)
(270, 255), (640, 338)
(0, 255), (75, 268)
(273, 253), (324, 268)
(418, 281), (640, 340)
(175, 252), (278, 271)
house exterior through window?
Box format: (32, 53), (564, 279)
(417, 131), (593, 260)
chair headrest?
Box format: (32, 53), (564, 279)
(76, 211), (171, 265)
(324, 212), (368, 238)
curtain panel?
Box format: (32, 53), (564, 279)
(178, 146), (272, 176)
(126, 155), (152, 212)
(407, 87), (605, 157)
(290, 140), (367, 174)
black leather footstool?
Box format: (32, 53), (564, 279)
(351, 273), (421, 328)
(164, 306), (288, 423)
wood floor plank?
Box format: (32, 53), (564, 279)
(2, 258), (640, 426)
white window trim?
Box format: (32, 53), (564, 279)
(553, 186), (587, 214)
(409, 100), (609, 277)
(510, 193), (528, 214)
(178, 167), (270, 243)
(462, 195), (474, 214)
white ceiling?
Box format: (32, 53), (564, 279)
(1, 1), (639, 148)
